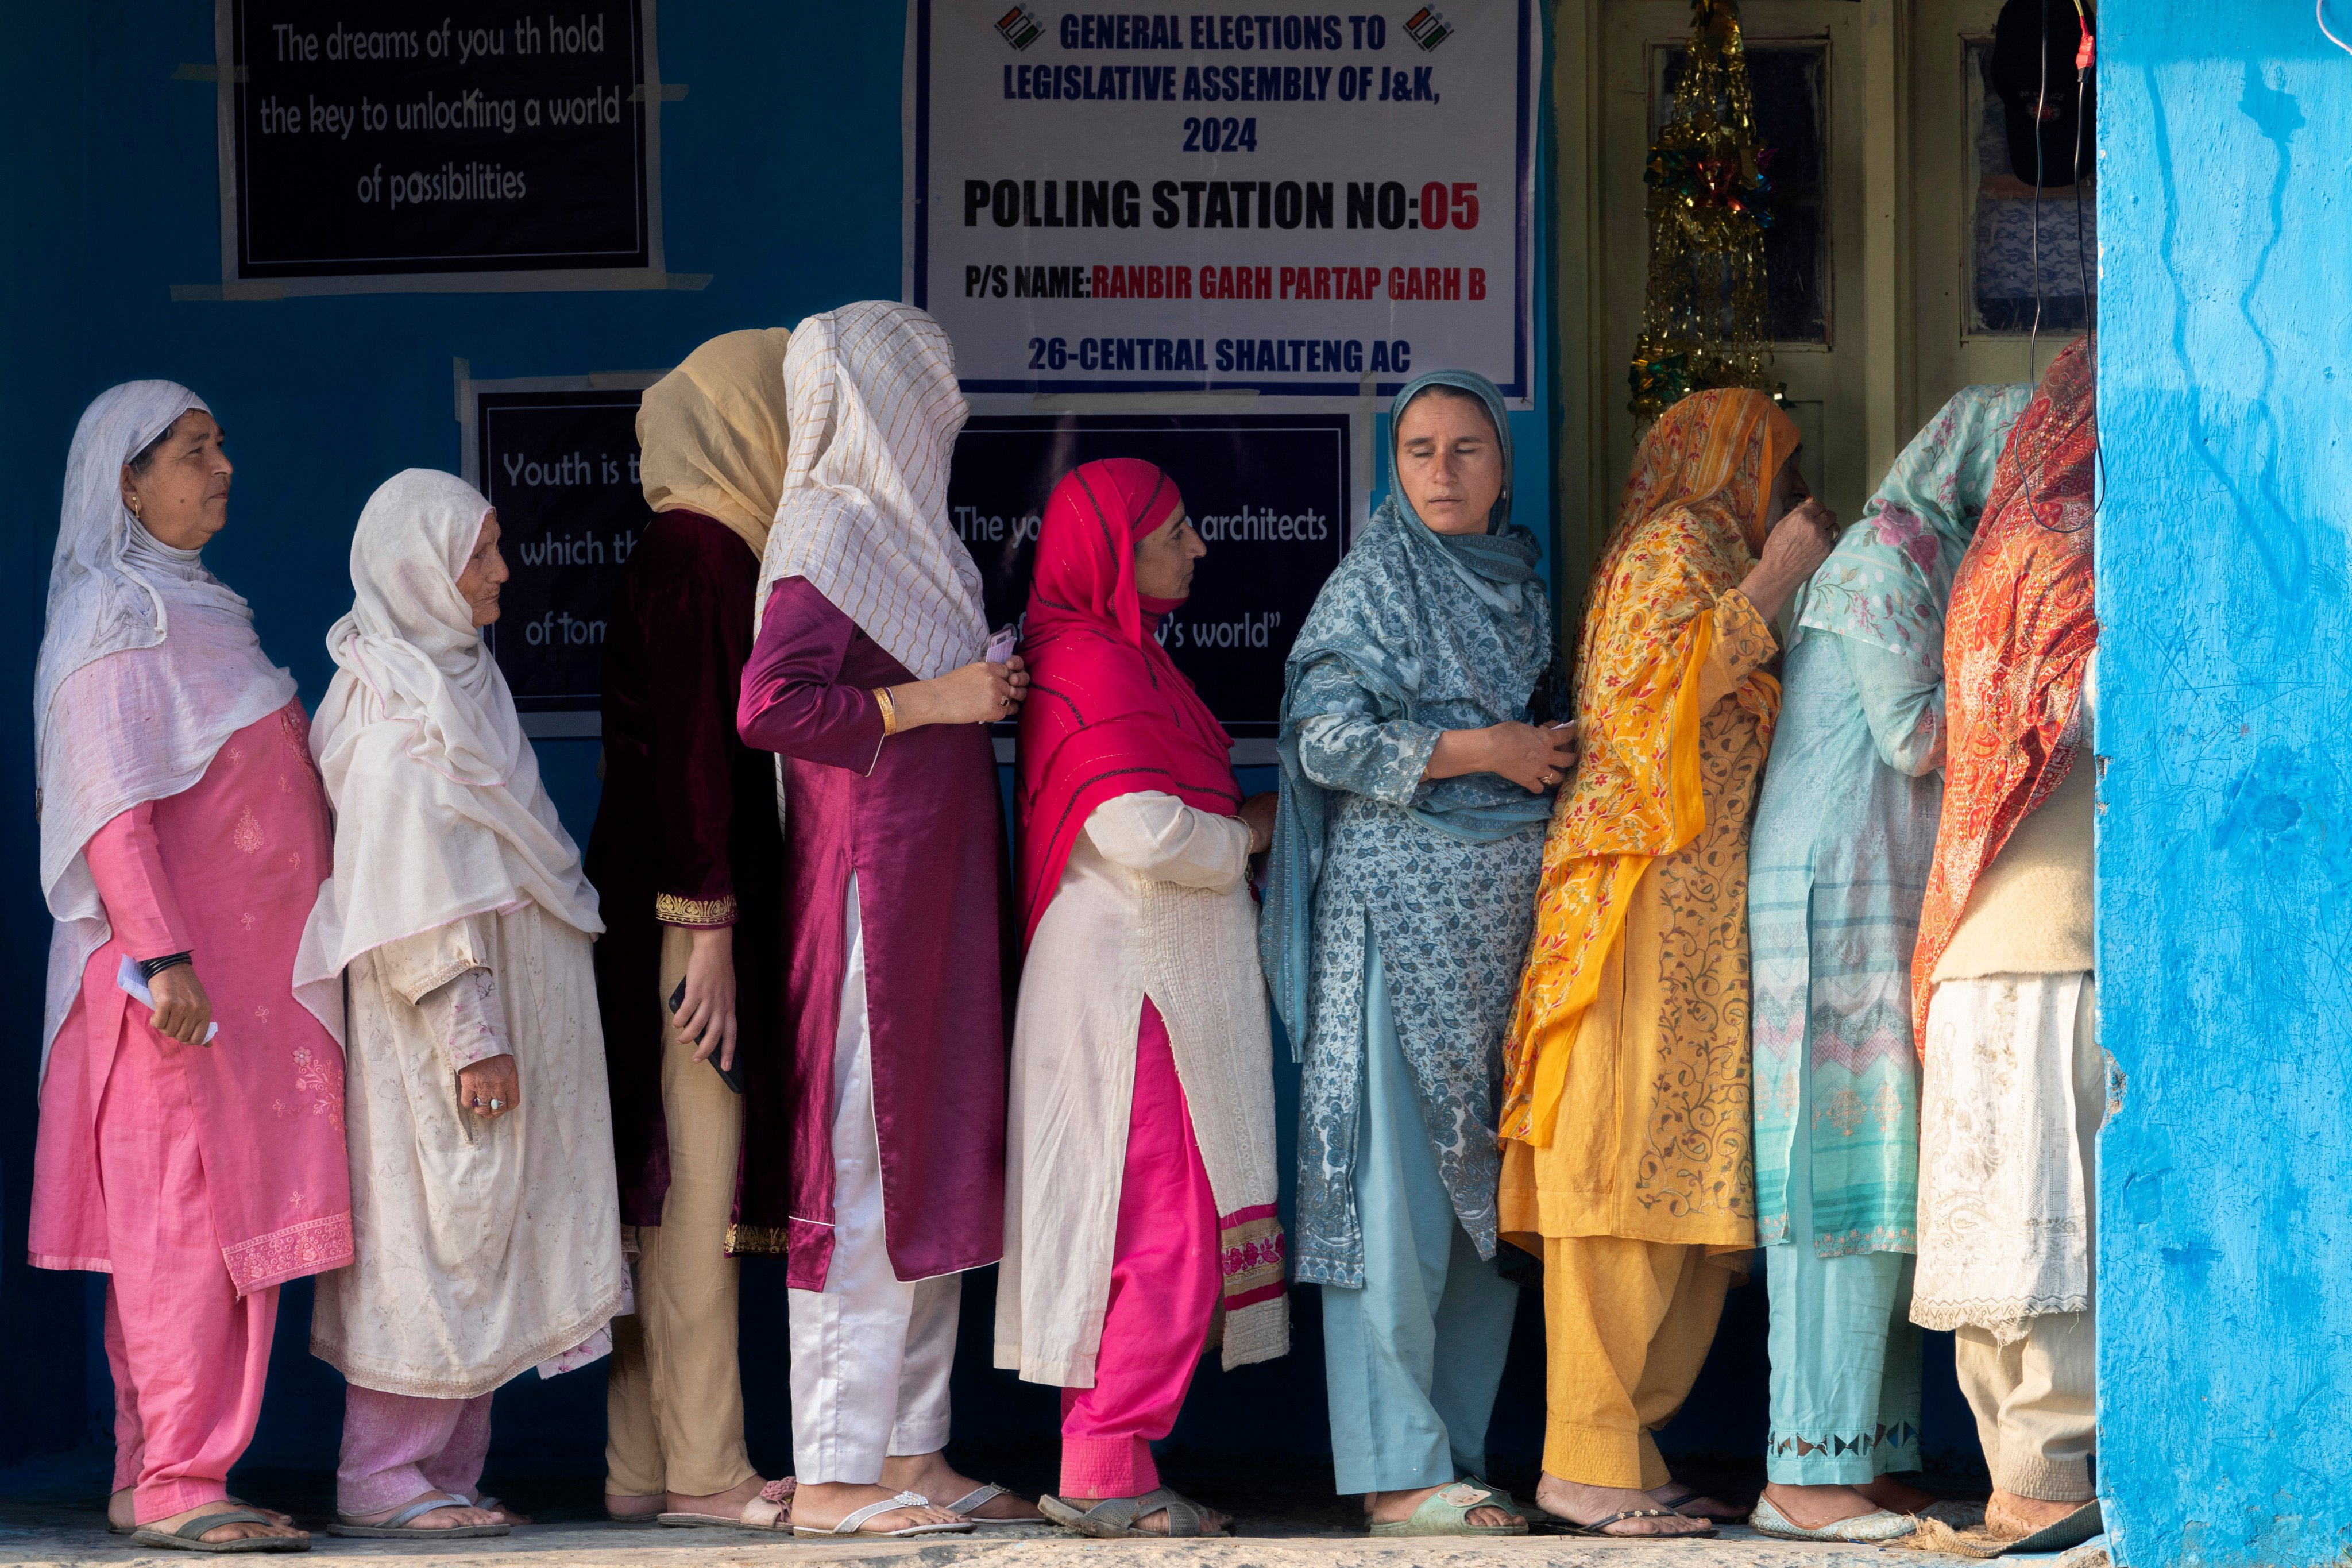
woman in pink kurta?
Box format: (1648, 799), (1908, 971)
(732, 301), (1033, 1539)
(30, 381), (351, 1552)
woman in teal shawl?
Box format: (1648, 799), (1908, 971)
(1262, 369), (1573, 1536)
(1745, 384), (2029, 1542)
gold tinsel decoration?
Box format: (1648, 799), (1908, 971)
(1627, 0), (1782, 420)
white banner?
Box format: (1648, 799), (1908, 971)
(905, 3), (1537, 403)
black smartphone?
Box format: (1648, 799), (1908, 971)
(670, 978), (744, 1094)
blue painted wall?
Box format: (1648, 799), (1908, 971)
(1, 0), (1596, 1495)
(2100, 6), (2352, 1564)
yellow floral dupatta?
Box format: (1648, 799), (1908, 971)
(1499, 389), (1799, 1146)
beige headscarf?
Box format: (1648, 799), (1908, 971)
(636, 327), (793, 558)
(758, 301), (987, 681)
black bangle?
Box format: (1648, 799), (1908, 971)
(138, 953), (193, 983)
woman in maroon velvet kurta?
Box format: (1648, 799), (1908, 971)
(589, 328), (795, 1531)
(734, 300), (1034, 1538)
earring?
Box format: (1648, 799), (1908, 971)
(127, 497), (141, 519)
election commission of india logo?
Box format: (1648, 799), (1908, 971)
(995, 6), (1044, 51)
(1406, 8), (1455, 51)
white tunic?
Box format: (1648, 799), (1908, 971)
(995, 790), (1284, 1387)
(311, 905), (625, 1398)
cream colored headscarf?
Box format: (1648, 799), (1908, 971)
(756, 300), (987, 681)
(296, 469), (602, 1039)
(635, 327), (793, 558)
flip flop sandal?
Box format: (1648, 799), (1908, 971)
(1999, 1500), (2104, 1554)
(130, 1509), (309, 1554)
(1750, 1496), (1920, 1542)
(1652, 1484), (1747, 1520)
(1040, 1487), (1229, 1538)
(329, 1493), (511, 1539)
(791, 1490), (974, 1539)
(114, 1497), (285, 1535)
(929, 1482), (1036, 1527)
(1367, 1481), (1529, 1537)
(658, 1477), (794, 1531)
(1544, 1507), (1720, 1539)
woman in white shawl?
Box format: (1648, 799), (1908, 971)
(297, 469), (624, 1538)
(30, 381), (347, 1553)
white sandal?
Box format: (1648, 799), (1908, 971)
(928, 1482), (1034, 1528)
(791, 1490), (974, 1539)
(657, 1478), (794, 1531)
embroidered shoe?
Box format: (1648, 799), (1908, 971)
(1750, 1496), (1920, 1542)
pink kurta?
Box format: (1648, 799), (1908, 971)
(30, 700), (354, 1288)
(737, 577), (1008, 1291)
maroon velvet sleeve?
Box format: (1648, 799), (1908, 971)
(642, 527), (752, 927)
(738, 577), (890, 771)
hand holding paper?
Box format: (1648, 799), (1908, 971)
(117, 956), (218, 1045)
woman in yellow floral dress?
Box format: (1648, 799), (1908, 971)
(1497, 390), (1836, 1538)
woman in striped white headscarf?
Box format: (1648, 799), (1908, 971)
(736, 301), (1036, 1538)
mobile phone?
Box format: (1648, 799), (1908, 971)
(670, 977), (743, 1094)
(985, 624), (1019, 664)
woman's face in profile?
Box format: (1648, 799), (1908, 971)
(1133, 505), (1206, 601)
(457, 511), (511, 627)
(120, 411), (234, 550)
(1395, 391), (1503, 536)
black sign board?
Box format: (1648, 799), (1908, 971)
(230, 0), (649, 278)
(951, 414), (1351, 737)
(472, 388), (649, 716)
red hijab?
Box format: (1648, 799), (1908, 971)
(1911, 337), (2097, 1045)
(1016, 458), (1238, 947)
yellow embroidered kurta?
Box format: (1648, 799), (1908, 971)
(1500, 389), (1799, 1256)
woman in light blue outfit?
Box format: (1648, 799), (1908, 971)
(1745, 385), (2030, 1542)
(1263, 369), (1573, 1537)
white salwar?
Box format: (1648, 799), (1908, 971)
(787, 874), (959, 1483)
(995, 791), (1287, 1387)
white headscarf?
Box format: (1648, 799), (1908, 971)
(35, 381), (298, 1073)
(758, 300), (988, 679)
(295, 469), (601, 1038)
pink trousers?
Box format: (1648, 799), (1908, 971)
(98, 1008), (276, 1525)
(1057, 999), (1220, 1499)
(337, 1387), (495, 1517)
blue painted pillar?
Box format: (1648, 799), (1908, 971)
(2101, 6), (2352, 1564)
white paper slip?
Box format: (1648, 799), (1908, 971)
(117, 956), (219, 1044)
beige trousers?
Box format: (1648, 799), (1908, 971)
(604, 925), (755, 1499)
(1952, 976), (2102, 1504)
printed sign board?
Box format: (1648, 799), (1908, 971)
(907, 1), (1538, 399)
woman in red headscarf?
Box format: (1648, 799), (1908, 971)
(999, 459), (1289, 1539)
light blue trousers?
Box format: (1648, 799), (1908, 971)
(1320, 935), (1521, 1496)
(1764, 1069), (1923, 1484)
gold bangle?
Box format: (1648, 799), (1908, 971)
(872, 686), (899, 737)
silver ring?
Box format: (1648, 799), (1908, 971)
(489, 1098), (505, 1112)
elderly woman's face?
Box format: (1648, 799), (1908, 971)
(1763, 447), (1809, 533)
(121, 411), (233, 551)
(1395, 390), (1503, 536)
(456, 512), (510, 627)
(1133, 506), (1206, 601)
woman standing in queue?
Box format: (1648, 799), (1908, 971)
(735, 300), (1036, 1539)
(1263, 369), (1574, 1540)
(1002, 459), (1289, 1539)
(1499, 390), (1836, 1538)
(30, 383), (348, 1552)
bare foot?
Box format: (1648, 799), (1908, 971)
(1364, 1483), (1515, 1531)
(659, 1474), (769, 1522)
(605, 1491), (663, 1521)
(1653, 1479), (1746, 1520)
(112, 1492), (293, 1531)
(1536, 1474), (1712, 1536)
(1859, 1475), (1942, 1516)
(472, 1496), (533, 1525)
(789, 1480), (964, 1535)
(1068, 1494), (1230, 1535)
(1987, 1489), (2090, 1538)
(1762, 1482), (1880, 1529)
(343, 1489), (499, 1531)
(144, 1500), (309, 1546)
(881, 1451), (1040, 1521)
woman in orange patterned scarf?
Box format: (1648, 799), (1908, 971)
(1498, 389), (1835, 1537)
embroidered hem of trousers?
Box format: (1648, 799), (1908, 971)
(337, 1387), (494, 1517)
(606, 924), (756, 1499)
(1539, 1235), (1731, 1489)
(1764, 1034), (1921, 1485)
(1321, 936), (1519, 1497)
(98, 1012), (276, 1525)
(1949, 975), (2100, 1504)
(787, 874), (959, 1484)
(1057, 998), (1220, 1499)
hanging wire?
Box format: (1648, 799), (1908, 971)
(2322, 0), (2352, 57)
